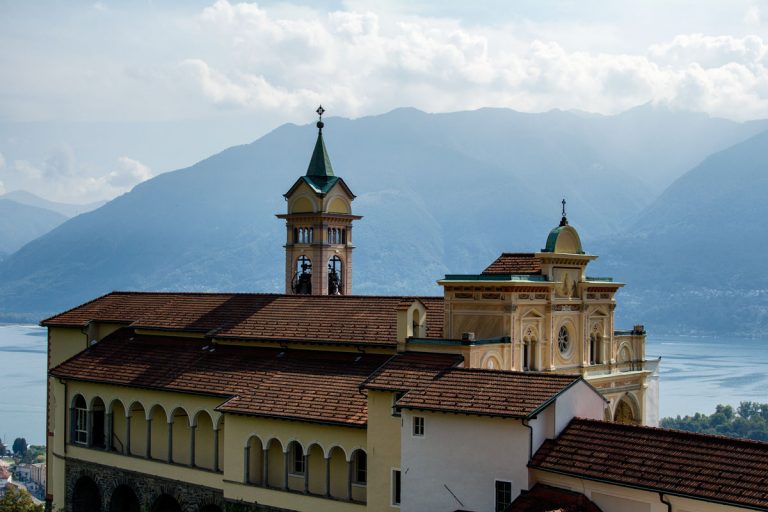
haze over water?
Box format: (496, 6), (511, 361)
(1, 324), (766, 446)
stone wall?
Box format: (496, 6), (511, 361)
(65, 458), (290, 512)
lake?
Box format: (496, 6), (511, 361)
(1, 324), (766, 445)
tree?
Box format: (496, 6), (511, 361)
(0, 485), (44, 512)
(661, 401), (768, 441)
(12, 438), (27, 457)
(0, 438), (6, 456)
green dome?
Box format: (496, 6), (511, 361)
(543, 219), (584, 254)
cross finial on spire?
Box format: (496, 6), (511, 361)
(560, 198), (569, 226)
(316, 105), (325, 130)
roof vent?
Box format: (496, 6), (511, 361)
(462, 332), (476, 342)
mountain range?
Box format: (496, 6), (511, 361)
(0, 105), (766, 335)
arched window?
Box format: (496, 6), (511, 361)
(73, 395), (88, 445)
(309, 227), (314, 243)
(523, 327), (537, 371)
(293, 228), (298, 244)
(557, 326), (570, 356)
(328, 256), (343, 295)
(353, 450), (367, 484)
(293, 256), (312, 295)
(290, 442), (305, 475)
(412, 309), (423, 337)
(590, 333), (601, 364)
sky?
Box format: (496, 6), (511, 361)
(1, 0), (767, 203)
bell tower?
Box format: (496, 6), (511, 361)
(277, 106), (361, 295)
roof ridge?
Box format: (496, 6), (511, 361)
(104, 291), (444, 300)
(572, 417), (768, 448)
(448, 367), (581, 379)
(39, 290), (117, 325)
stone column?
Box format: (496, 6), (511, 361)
(167, 421), (173, 463)
(346, 459), (353, 501)
(213, 429), (220, 472)
(145, 418), (152, 459)
(244, 446), (250, 483)
(86, 410), (94, 447)
(105, 413), (113, 451)
(304, 453), (309, 494)
(262, 448), (269, 487)
(189, 425), (197, 467)
(324, 456), (331, 497)
(283, 450), (289, 490)
(125, 415), (131, 455)
(69, 406), (76, 444)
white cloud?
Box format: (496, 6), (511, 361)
(175, 1), (768, 121)
(107, 156), (153, 187)
(744, 6), (762, 26)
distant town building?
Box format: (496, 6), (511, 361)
(44, 110), (768, 511)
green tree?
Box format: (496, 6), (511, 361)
(0, 485), (44, 512)
(11, 438), (27, 457)
(661, 401), (768, 441)
(0, 438), (6, 456)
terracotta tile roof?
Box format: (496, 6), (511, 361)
(506, 484), (602, 512)
(483, 253), (542, 275)
(530, 418), (768, 510)
(361, 352), (464, 392)
(50, 329), (390, 426)
(396, 368), (581, 418)
(42, 292), (444, 346)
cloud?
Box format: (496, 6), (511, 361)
(177, 1), (768, 121)
(744, 6), (761, 26)
(107, 156), (153, 187)
(0, 180), (5, 195)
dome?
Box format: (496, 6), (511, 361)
(543, 218), (584, 254)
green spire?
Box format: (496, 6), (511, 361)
(306, 105), (334, 177)
(306, 126), (335, 177)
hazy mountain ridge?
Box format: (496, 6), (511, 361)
(1, 106), (767, 334)
(2, 190), (105, 218)
(591, 129), (768, 335)
(0, 198), (67, 256)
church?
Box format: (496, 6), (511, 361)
(44, 110), (768, 512)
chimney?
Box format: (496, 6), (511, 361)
(462, 332), (476, 342)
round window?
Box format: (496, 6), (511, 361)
(557, 326), (570, 355)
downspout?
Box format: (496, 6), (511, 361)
(659, 492), (672, 512)
(521, 418), (534, 460)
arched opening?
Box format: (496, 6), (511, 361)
(110, 400), (127, 454)
(523, 328), (538, 371)
(351, 449), (367, 502)
(328, 446), (347, 499)
(245, 435), (265, 485)
(411, 308), (422, 338)
(72, 395), (88, 445)
(306, 443), (325, 495)
(286, 440), (305, 491)
(148, 404), (168, 461)
(266, 438), (285, 488)
(150, 494), (182, 512)
(170, 407), (191, 466)
(109, 484), (140, 512)
(589, 334), (601, 365)
(484, 355), (501, 370)
(90, 397), (106, 449)
(614, 397), (638, 425)
(128, 401), (147, 457)
(293, 256), (312, 294)
(200, 506), (223, 512)
(194, 411), (216, 470)
(328, 256), (343, 295)
(618, 344), (634, 371)
(72, 476), (101, 512)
